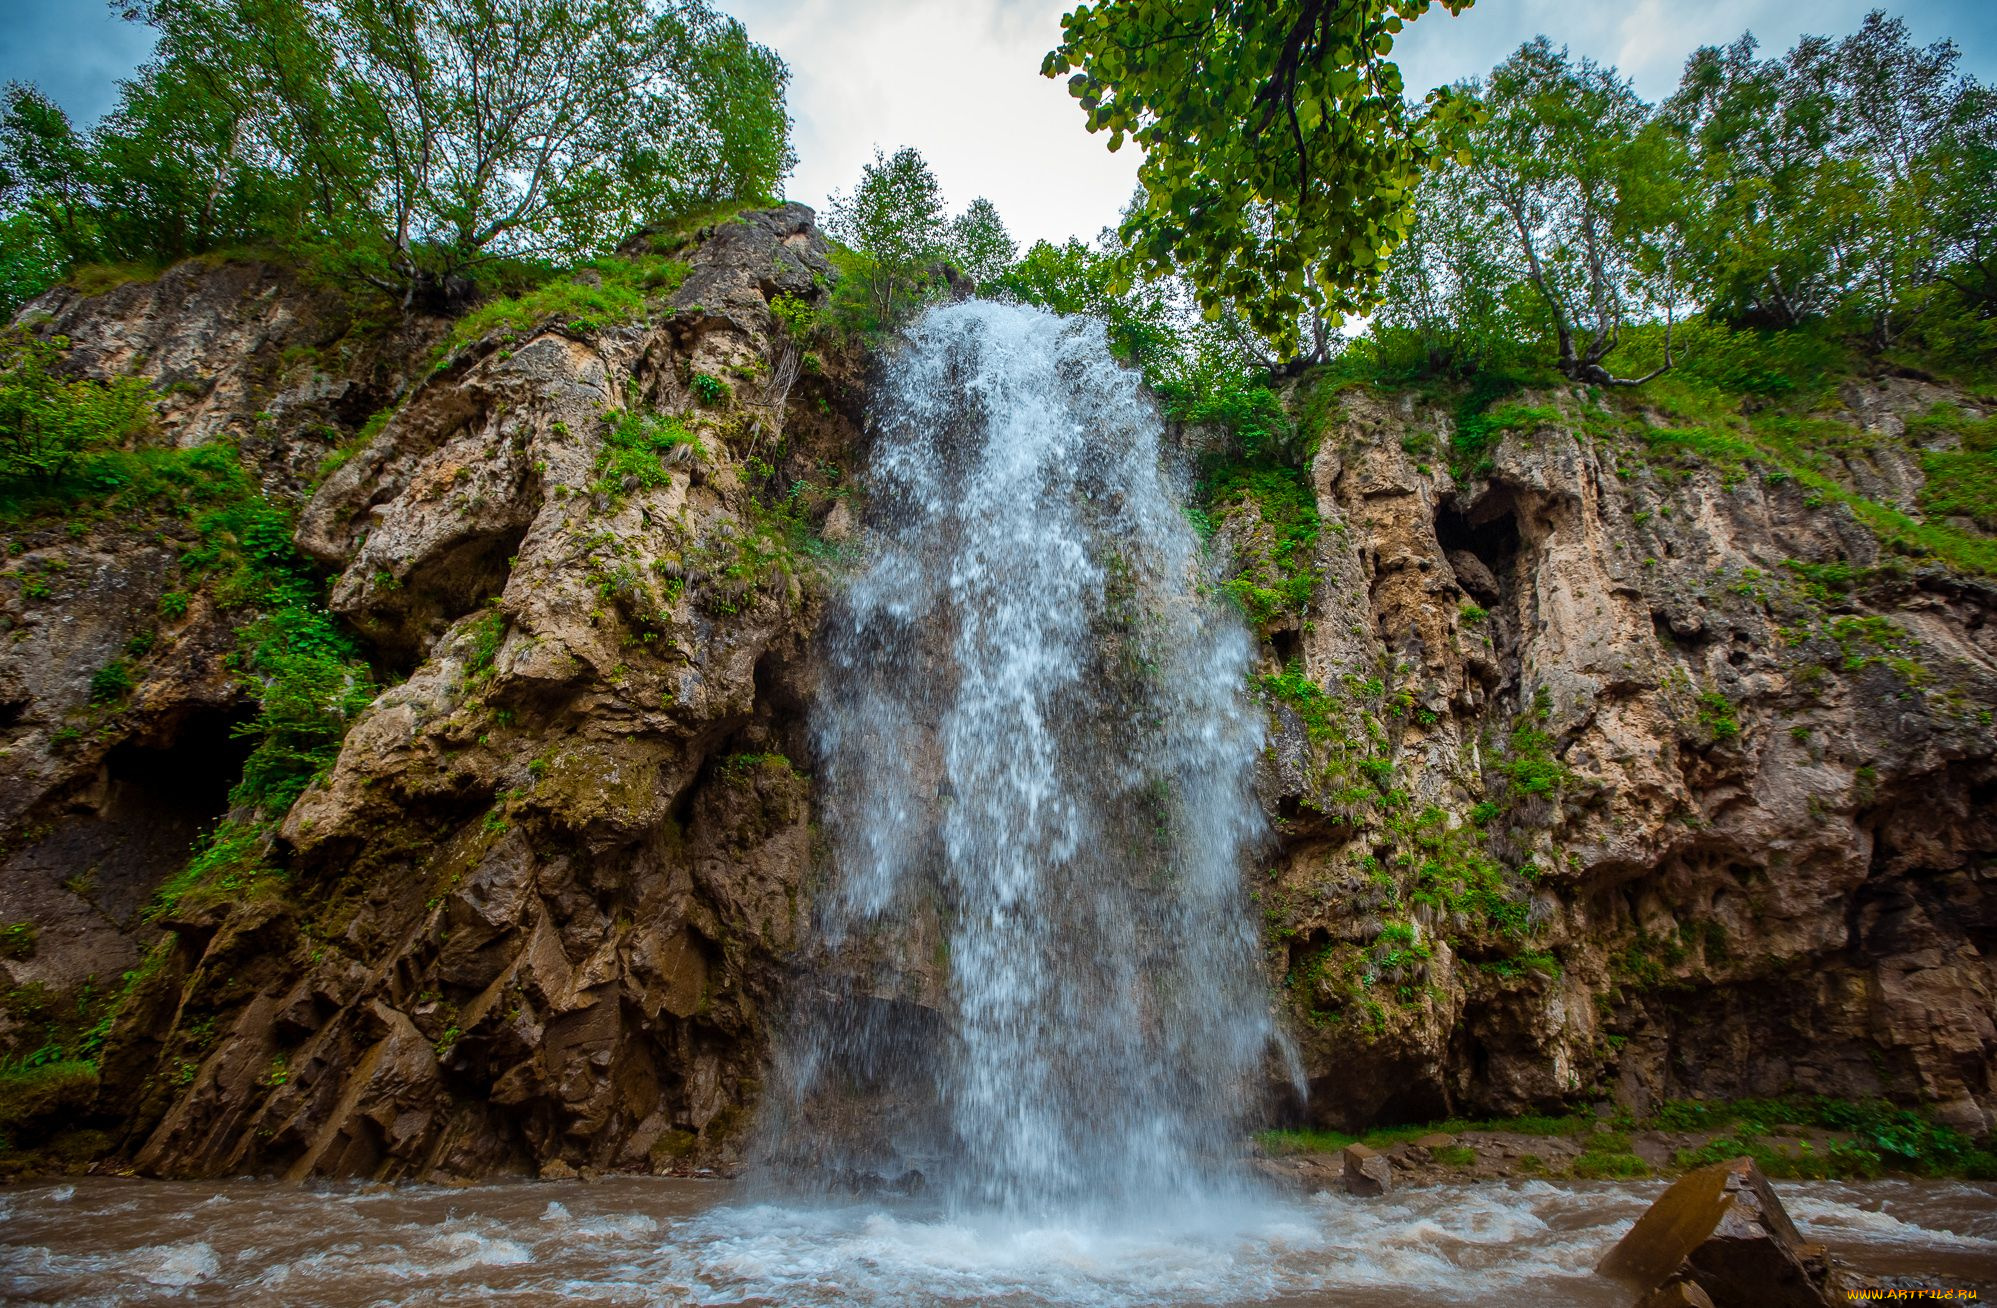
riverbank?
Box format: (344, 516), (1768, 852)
(1256, 1097), (1997, 1191)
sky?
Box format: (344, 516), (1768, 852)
(2, 0), (1993, 250)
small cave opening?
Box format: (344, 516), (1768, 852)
(21, 706), (256, 926)
(1435, 497), (1521, 605)
(430, 523), (531, 626)
(1270, 627), (1303, 667)
(104, 707), (254, 817)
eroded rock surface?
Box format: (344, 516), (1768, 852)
(2, 209), (1993, 1180)
(1249, 382), (1997, 1133)
(5, 207), (864, 1179)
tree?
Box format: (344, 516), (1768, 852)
(947, 197), (1016, 287)
(1663, 35), (1863, 329)
(0, 86), (96, 266)
(1044, 0), (1479, 358)
(0, 329), (152, 484)
(1372, 154), (1516, 375)
(1808, 11), (1979, 344)
(1468, 40), (1687, 385)
(0, 0), (794, 301)
(825, 145), (948, 330)
(989, 236), (1179, 365)
(1928, 83), (1997, 318)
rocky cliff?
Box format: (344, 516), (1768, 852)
(2, 206), (865, 1178)
(0, 206), (1992, 1179)
(1245, 378), (1997, 1141)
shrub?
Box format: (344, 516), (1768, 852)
(87, 659), (134, 702)
(0, 329), (152, 491)
(594, 410), (702, 499)
(690, 371), (730, 405)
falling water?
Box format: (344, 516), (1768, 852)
(762, 299), (1280, 1216)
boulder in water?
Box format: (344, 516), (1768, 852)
(1597, 1157), (1831, 1307)
(1340, 1143), (1392, 1197)
(1636, 1279), (1716, 1308)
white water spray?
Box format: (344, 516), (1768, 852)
(765, 300), (1281, 1216)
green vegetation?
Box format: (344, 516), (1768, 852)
(1256, 662), (1337, 741)
(1376, 15), (1997, 385)
(593, 410), (704, 500)
(0, 329), (152, 488)
(0, 331), (370, 935)
(1659, 1098), (1997, 1180)
(824, 146), (1018, 333)
(437, 255), (689, 362)
(0, 0), (793, 311)
(1257, 1097), (1997, 1180)
(1913, 405), (1997, 531)
(1572, 1131), (1651, 1179)
(1045, 0), (1480, 355)
(1208, 464), (1322, 624)
(1494, 688), (1566, 802)
(0, 922), (36, 960)
(1695, 691), (1741, 742)
(87, 659), (134, 704)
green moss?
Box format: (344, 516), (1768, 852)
(436, 254), (690, 364)
(1206, 463), (1322, 625)
(0, 922), (36, 960)
(593, 410), (702, 500)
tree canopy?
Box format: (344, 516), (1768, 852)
(0, 0), (794, 311)
(1044, 0), (1478, 357)
(825, 146), (1021, 331)
(1375, 12), (1997, 383)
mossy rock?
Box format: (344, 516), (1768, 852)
(0, 1060), (99, 1148)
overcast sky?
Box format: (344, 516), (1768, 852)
(3, 0), (1992, 250)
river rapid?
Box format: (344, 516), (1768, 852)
(4, 1174), (1995, 1305)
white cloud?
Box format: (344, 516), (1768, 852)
(726, 0), (1137, 249)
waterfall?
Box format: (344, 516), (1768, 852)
(765, 300), (1279, 1217)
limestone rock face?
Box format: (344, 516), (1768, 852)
(4, 207), (863, 1179)
(1, 260), (447, 1034)
(1255, 382), (1997, 1133)
(3, 213), (1994, 1180)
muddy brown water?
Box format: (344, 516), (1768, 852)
(3, 1175), (1994, 1305)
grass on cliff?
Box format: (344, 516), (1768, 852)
(1317, 320), (1997, 577)
(433, 253), (690, 366)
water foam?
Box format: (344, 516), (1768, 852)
(764, 300), (1278, 1222)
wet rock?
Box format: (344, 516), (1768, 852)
(1341, 1143), (1392, 1196)
(1637, 1279), (1717, 1308)
(1412, 1132), (1457, 1149)
(1598, 1157), (1831, 1308)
